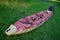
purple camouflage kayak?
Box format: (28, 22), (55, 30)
(5, 5), (54, 35)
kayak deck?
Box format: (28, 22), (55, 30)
(14, 10), (52, 34)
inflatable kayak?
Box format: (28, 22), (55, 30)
(5, 5), (54, 35)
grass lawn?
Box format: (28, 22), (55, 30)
(0, 0), (60, 40)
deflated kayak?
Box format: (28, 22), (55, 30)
(5, 5), (54, 35)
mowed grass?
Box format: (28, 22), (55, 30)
(0, 0), (60, 40)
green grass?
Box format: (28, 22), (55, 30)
(0, 0), (60, 40)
